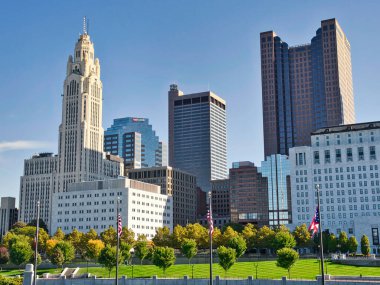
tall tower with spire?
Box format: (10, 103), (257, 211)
(19, 22), (123, 229)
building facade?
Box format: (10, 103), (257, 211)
(260, 154), (292, 226)
(211, 179), (230, 218)
(127, 166), (197, 226)
(290, 122), (380, 253)
(168, 84), (227, 192)
(51, 178), (172, 238)
(0, 197), (18, 236)
(229, 162), (268, 226)
(104, 117), (167, 170)
(19, 29), (123, 230)
(261, 18), (355, 157)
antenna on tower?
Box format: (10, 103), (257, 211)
(83, 16), (87, 34)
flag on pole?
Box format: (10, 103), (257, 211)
(308, 206), (320, 237)
(117, 213), (122, 237)
(207, 210), (214, 235)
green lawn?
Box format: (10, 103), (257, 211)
(1, 260), (380, 280)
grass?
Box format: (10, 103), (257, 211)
(1, 259), (380, 280)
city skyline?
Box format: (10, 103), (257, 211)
(2, 1), (380, 199)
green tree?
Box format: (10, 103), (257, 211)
(347, 236), (358, 253)
(50, 248), (64, 268)
(220, 227), (239, 246)
(227, 236), (247, 259)
(27, 219), (49, 234)
(273, 231), (296, 251)
(135, 241), (150, 265)
(293, 224), (311, 248)
(255, 226), (275, 251)
(9, 239), (33, 266)
(338, 231), (349, 253)
(185, 224), (208, 248)
(327, 234), (337, 253)
(100, 227), (117, 246)
(98, 245), (123, 277)
(360, 235), (370, 256)
(217, 246), (236, 276)
(54, 241), (75, 265)
(172, 225), (187, 248)
(120, 242), (132, 264)
(152, 227), (172, 247)
(120, 227), (135, 246)
(221, 223), (244, 233)
(29, 252), (42, 266)
(85, 229), (98, 241)
(0, 247), (9, 267)
(276, 248), (299, 279)
(242, 224), (257, 252)
(11, 221), (27, 230)
(180, 239), (197, 265)
(152, 246), (176, 275)
(66, 229), (84, 255)
(53, 228), (65, 241)
(85, 239), (105, 261)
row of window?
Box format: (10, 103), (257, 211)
(313, 146), (376, 164)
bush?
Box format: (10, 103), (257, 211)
(0, 276), (23, 285)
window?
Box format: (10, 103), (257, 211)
(314, 151), (320, 164)
(358, 147), (364, 161)
(347, 148), (353, 162)
(324, 150), (330, 163)
(370, 146), (376, 160)
(335, 149), (341, 163)
(372, 228), (379, 245)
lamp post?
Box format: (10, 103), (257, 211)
(34, 201), (40, 285)
(129, 248), (135, 278)
(208, 191), (213, 285)
(315, 184), (325, 285)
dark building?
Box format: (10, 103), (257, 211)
(229, 162), (269, 226)
(0, 197), (18, 236)
(260, 18), (355, 157)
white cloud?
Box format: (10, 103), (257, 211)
(0, 140), (53, 152)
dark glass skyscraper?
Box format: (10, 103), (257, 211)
(261, 18), (355, 157)
(168, 84), (227, 192)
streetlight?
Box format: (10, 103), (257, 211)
(129, 248), (135, 278)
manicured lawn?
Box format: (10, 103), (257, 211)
(0, 268), (60, 277)
(2, 260), (380, 280)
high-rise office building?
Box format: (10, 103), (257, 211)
(0, 197), (18, 236)
(260, 18), (355, 157)
(260, 154), (292, 226)
(229, 162), (268, 226)
(104, 117), (167, 170)
(168, 84), (227, 192)
(19, 27), (123, 229)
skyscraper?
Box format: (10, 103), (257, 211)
(19, 26), (123, 229)
(260, 18), (355, 157)
(0, 197), (18, 236)
(104, 117), (167, 170)
(168, 84), (227, 192)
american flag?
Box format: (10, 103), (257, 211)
(207, 210), (214, 235)
(308, 206), (320, 237)
(117, 213), (122, 237)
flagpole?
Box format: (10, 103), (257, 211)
(315, 184), (325, 285)
(208, 191), (213, 285)
(34, 201), (40, 285)
(115, 197), (120, 285)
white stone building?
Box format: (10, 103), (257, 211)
(51, 178), (172, 238)
(290, 122), (380, 253)
(19, 26), (124, 229)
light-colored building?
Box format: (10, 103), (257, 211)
(51, 178), (172, 238)
(168, 84), (227, 192)
(127, 166), (197, 227)
(0, 197), (18, 236)
(290, 122), (380, 253)
(261, 18), (354, 157)
(19, 27), (123, 230)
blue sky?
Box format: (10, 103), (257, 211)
(1, 0), (380, 200)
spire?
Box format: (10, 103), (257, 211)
(83, 16), (87, 35)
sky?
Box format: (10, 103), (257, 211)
(1, 0), (380, 201)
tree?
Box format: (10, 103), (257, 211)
(222, 223), (244, 233)
(135, 241), (150, 265)
(255, 226), (275, 251)
(273, 231), (296, 251)
(54, 241), (75, 265)
(293, 224), (311, 248)
(66, 229), (84, 255)
(172, 225), (187, 248)
(120, 242), (132, 264)
(45, 239), (59, 257)
(85, 239), (105, 261)
(29, 253), (42, 266)
(227, 236), (247, 259)
(100, 227), (117, 246)
(152, 227), (172, 247)
(98, 245), (124, 277)
(0, 247), (9, 267)
(327, 234), (337, 253)
(120, 227), (135, 246)
(152, 246), (176, 275)
(276, 248), (299, 279)
(180, 239), (197, 265)
(242, 224), (257, 252)
(27, 219), (49, 234)
(9, 239), (33, 266)
(9, 226), (49, 252)
(53, 228), (65, 241)
(217, 246), (236, 276)
(338, 231), (349, 253)
(50, 248), (64, 268)
(220, 227), (239, 246)
(212, 227), (223, 247)
(360, 235), (370, 256)
(11, 222), (27, 230)
(347, 236), (358, 253)
(185, 224), (209, 248)
(85, 229), (98, 241)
